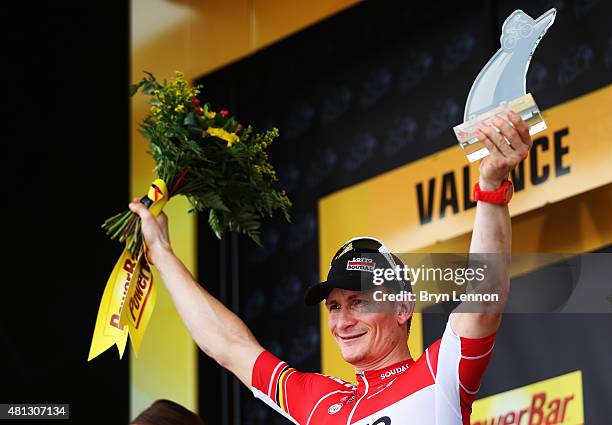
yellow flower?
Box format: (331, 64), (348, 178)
(205, 111), (216, 119)
(205, 127), (240, 147)
(175, 104), (185, 113)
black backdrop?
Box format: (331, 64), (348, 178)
(3, 2), (130, 424)
(195, 1), (612, 424)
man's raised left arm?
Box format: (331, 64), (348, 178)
(451, 110), (532, 338)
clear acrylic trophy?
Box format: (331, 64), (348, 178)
(454, 8), (557, 162)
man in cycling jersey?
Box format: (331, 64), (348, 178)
(129, 111), (531, 424)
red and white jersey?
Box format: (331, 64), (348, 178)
(251, 317), (496, 424)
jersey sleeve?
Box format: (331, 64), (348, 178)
(427, 315), (497, 425)
(251, 351), (346, 424)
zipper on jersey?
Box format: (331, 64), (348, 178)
(347, 373), (369, 424)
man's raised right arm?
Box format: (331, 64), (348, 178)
(129, 199), (264, 387)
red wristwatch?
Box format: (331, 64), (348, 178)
(473, 180), (513, 205)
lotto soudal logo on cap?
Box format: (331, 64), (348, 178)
(346, 258), (376, 272)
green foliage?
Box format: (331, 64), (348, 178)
(104, 71), (291, 254)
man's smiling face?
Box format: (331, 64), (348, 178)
(326, 288), (403, 368)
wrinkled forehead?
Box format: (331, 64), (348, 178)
(325, 287), (398, 311)
(333, 288), (413, 319)
(325, 287), (366, 304)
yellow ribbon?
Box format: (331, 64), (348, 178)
(88, 179), (168, 361)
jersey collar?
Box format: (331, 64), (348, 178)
(356, 358), (414, 388)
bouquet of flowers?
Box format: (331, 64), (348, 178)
(88, 72), (290, 361)
(103, 71), (291, 256)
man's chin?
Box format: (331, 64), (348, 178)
(339, 345), (365, 364)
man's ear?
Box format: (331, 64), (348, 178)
(396, 300), (414, 326)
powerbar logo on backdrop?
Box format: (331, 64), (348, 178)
(346, 258), (376, 272)
(471, 370), (584, 425)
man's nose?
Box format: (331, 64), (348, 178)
(335, 307), (358, 330)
